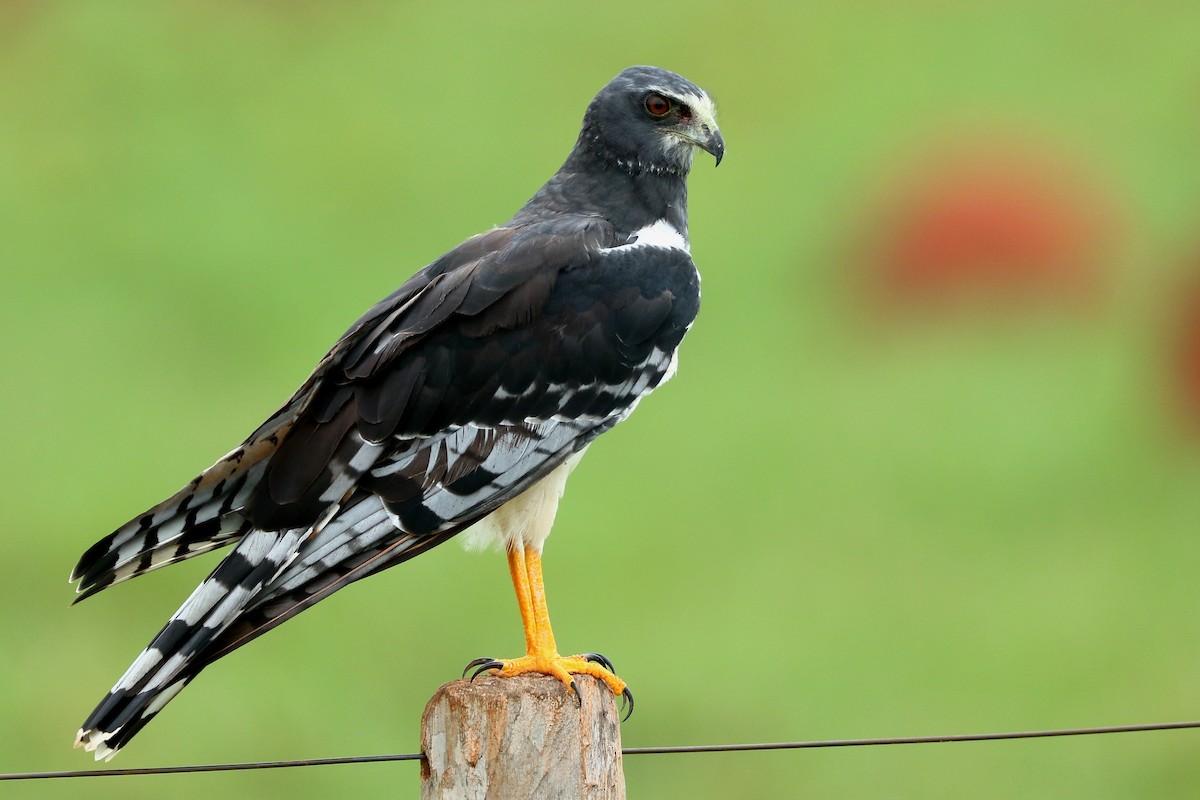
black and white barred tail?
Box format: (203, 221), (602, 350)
(69, 414), (293, 602)
(75, 526), (306, 759)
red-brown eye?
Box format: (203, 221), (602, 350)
(643, 93), (672, 118)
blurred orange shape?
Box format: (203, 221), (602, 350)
(869, 140), (1114, 306)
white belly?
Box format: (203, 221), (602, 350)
(459, 449), (588, 553)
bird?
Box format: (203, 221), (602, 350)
(71, 65), (722, 761)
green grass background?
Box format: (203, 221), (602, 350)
(4, 3), (1200, 797)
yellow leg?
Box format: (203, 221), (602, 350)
(523, 543), (562, 656)
(467, 545), (631, 713)
(507, 545), (538, 655)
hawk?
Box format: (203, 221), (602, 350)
(71, 65), (722, 760)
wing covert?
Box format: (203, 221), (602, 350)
(247, 218), (699, 535)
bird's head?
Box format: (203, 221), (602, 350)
(581, 65), (723, 176)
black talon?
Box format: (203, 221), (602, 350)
(569, 679), (581, 707)
(468, 659), (504, 682)
(580, 652), (615, 672)
(462, 657), (497, 679)
(619, 687), (635, 721)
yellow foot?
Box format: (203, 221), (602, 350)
(463, 652), (634, 719)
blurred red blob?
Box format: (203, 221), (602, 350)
(1168, 274), (1200, 432)
(864, 137), (1115, 308)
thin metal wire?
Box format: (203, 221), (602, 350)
(621, 720), (1200, 755)
(0, 753), (424, 781)
(3, 720), (1198, 781)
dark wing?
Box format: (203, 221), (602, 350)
(204, 218), (702, 657)
(75, 216), (701, 756)
(69, 225), (521, 600)
(246, 216), (630, 527)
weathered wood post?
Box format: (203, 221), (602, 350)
(420, 674), (625, 799)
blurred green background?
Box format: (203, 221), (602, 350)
(5, 2), (1200, 798)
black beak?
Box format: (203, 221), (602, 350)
(701, 128), (725, 166)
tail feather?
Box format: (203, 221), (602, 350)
(200, 521), (456, 668)
(71, 431), (283, 598)
(73, 514), (252, 604)
(72, 422), (563, 757)
(75, 525), (308, 760)
(136, 494), (458, 713)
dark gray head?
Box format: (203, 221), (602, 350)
(578, 65), (723, 176)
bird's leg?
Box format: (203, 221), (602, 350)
(465, 544), (633, 717)
(522, 542), (562, 657)
(507, 544), (539, 655)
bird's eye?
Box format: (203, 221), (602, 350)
(643, 93), (672, 118)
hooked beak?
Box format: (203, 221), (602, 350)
(669, 97), (724, 167)
(700, 127), (725, 166)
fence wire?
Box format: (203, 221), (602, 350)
(3, 719), (1198, 782)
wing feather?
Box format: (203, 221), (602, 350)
(74, 215), (701, 758)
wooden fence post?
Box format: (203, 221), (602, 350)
(420, 674), (625, 799)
